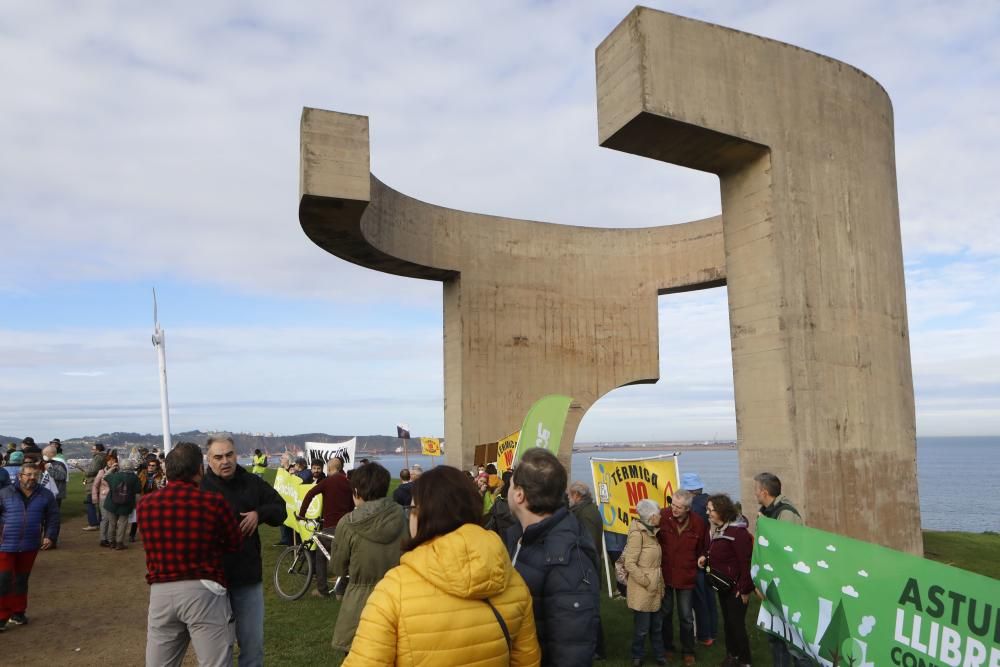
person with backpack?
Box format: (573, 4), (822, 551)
(102, 459), (141, 550)
(484, 471), (516, 538)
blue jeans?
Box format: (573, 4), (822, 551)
(662, 587), (695, 655)
(631, 609), (665, 660)
(84, 493), (99, 527)
(229, 582), (264, 667)
(693, 569), (718, 640)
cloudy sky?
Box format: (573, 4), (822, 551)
(2, 1), (998, 442)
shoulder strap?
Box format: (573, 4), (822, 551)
(483, 598), (512, 655)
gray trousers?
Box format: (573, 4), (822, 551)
(146, 580), (235, 667)
(99, 505), (113, 543)
(110, 514), (130, 545)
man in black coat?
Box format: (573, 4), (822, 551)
(506, 448), (601, 666)
(201, 436), (285, 667)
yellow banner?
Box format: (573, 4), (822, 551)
(273, 468), (323, 540)
(590, 457), (680, 535)
(420, 437), (442, 456)
(496, 431), (520, 473)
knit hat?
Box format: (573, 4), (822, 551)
(8, 451), (24, 465)
(680, 472), (705, 491)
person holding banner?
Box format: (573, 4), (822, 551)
(299, 457), (354, 597)
(699, 494), (753, 667)
(624, 498), (668, 667)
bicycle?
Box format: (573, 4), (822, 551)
(273, 517), (338, 601)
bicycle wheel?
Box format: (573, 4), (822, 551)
(273, 544), (313, 601)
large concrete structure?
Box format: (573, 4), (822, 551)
(299, 8), (921, 552)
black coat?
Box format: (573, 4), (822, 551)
(201, 466), (286, 587)
(505, 507), (601, 667)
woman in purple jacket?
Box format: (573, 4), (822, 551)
(698, 494), (753, 667)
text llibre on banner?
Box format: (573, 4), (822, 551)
(753, 518), (1000, 667)
(273, 468), (322, 540)
(496, 431), (520, 473)
(420, 437), (441, 456)
(590, 456), (680, 535)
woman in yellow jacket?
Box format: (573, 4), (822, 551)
(345, 466), (540, 666)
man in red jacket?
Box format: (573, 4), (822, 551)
(657, 489), (708, 665)
(299, 457), (354, 596)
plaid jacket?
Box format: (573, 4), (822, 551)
(137, 479), (242, 586)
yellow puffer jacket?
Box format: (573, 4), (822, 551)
(344, 523), (540, 667)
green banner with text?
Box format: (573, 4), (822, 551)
(511, 394), (573, 465)
(752, 518), (999, 666)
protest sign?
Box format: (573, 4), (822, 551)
(589, 455), (680, 535)
(273, 468), (322, 540)
(305, 438), (357, 470)
(420, 437), (442, 456)
(496, 431), (520, 473)
(512, 394), (573, 465)
(753, 517), (1000, 666)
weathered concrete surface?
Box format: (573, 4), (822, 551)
(298, 7), (921, 554)
(299, 109), (725, 472)
(597, 8), (920, 553)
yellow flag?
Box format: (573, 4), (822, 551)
(496, 431), (520, 473)
(420, 437), (442, 456)
(590, 456), (680, 535)
(273, 468), (323, 540)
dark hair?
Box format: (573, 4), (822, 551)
(94, 443), (105, 452)
(485, 463), (497, 475)
(165, 442), (204, 483)
(707, 493), (738, 523)
(511, 448), (566, 514)
(350, 462), (390, 501)
(500, 470), (513, 498)
(753, 472), (782, 498)
(406, 466), (482, 552)
(254, 449), (262, 456)
(399, 468), (411, 482)
(310, 458), (324, 468)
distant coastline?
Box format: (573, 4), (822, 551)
(573, 442), (737, 453)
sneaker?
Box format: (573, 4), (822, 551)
(81, 525), (98, 531)
(100, 541), (111, 548)
(9, 613), (27, 626)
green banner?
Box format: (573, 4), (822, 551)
(273, 468), (323, 541)
(752, 518), (1000, 666)
(512, 394), (573, 465)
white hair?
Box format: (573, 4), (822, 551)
(636, 499), (660, 522)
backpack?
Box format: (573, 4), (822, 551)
(112, 476), (136, 505)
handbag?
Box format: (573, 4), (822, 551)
(484, 598), (512, 653)
(614, 552), (629, 586)
(705, 556), (735, 594)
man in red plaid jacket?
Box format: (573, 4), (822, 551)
(138, 441), (242, 667)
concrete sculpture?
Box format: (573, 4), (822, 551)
(298, 7), (921, 552)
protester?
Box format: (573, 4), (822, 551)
(568, 480), (607, 661)
(298, 457), (355, 596)
(506, 448), (600, 666)
(139, 442), (242, 666)
(0, 462), (59, 630)
(624, 498), (667, 666)
(477, 474), (495, 516)
(102, 458), (141, 550)
(309, 458), (326, 483)
(2, 452), (22, 487)
(274, 453), (296, 547)
(201, 435), (286, 667)
(658, 489), (709, 665)
(681, 471), (718, 648)
(345, 465), (540, 666)
(391, 467), (412, 507)
(92, 451), (119, 548)
(293, 457), (312, 483)
(329, 462), (406, 653)
(41, 444), (68, 508)
(409, 464), (422, 481)
(133, 456), (166, 542)
(484, 470), (516, 538)
(753, 472), (805, 667)
(699, 494), (753, 667)
(251, 449), (268, 477)
(81, 443), (107, 531)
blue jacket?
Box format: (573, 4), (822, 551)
(505, 507), (601, 667)
(0, 484), (60, 552)
(0, 467), (9, 490)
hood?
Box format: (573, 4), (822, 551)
(344, 497), (406, 544)
(402, 523), (513, 600)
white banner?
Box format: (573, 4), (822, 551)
(305, 438), (357, 471)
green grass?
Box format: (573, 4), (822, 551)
(64, 472), (1000, 666)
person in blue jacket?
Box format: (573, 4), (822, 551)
(0, 461), (60, 630)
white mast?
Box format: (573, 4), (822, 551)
(152, 288), (173, 455)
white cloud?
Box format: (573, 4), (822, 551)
(758, 536), (770, 547)
(826, 545), (837, 552)
(784, 546), (794, 552)
(750, 564), (760, 579)
(793, 562), (811, 574)
(763, 564), (774, 572)
(817, 560), (829, 568)
(858, 616), (876, 637)
(858, 570), (869, 578)
(842, 585), (860, 598)
(792, 612), (802, 623)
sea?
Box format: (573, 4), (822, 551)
(248, 436), (1000, 533)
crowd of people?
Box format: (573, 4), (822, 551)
(0, 435), (806, 666)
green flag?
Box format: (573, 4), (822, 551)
(753, 518), (1000, 666)
(511, 394), (573, 465)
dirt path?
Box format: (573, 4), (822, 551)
(4, 513), (197, 666)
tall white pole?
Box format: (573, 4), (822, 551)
(152, 289), (172, 455)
